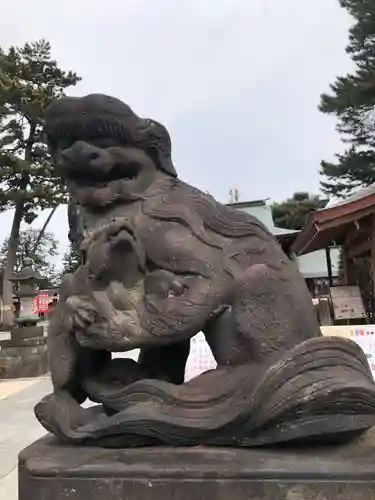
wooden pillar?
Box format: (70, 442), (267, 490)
(342, 245), (349, 285)
(371, 215), (375, 297)
(344, 227), (358, 286)
(325, 247), (333, 287)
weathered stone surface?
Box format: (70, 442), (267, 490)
(0, 342), (48, 379)
(0, 325), (47, 378)
(11, 326), (44, 341)
(0, 336), (46, 347)
(19, 430), (375, 499)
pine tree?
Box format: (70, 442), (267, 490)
(319, 0), (375, 198)
(0, 40), (81, 326)
(61, 243), (82, 276)
(0, 228), (60, 286)
(272, 192), (327, 230)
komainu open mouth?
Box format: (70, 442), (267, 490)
(67, 162), (140, 187)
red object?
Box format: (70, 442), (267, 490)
(33, 293), (54, 314)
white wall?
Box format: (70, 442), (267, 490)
(295, 247), (340, 279)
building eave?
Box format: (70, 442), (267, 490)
(292, 185), (375, 255)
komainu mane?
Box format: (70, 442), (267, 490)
(35, 93), (375, 447)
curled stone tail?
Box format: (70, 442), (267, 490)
(35, 336), (375, 447)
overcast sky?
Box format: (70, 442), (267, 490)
(0, 0), (353, 263)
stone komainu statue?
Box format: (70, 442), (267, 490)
(35, 93), (375, 448)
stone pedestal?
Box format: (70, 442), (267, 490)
(0, 326), (48, 378)
(19, 429), (375, 500)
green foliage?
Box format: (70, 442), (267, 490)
(0, 39), (81, 222)
(272, 192), (327, 230)
(0, 228), (60, 285)
(319, 0), (375, 197)
(61, 242), (81, 276)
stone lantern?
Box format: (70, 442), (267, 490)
(11, 258), (44, 328)
(0, 259), (48, 378)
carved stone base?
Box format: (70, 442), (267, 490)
(19, 429), (375, 500)
(0, 327), (48, 378)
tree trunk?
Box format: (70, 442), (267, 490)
(31, 205), (58, 255)
(1, 126), (35, 329)
(1, 198), (25, 329)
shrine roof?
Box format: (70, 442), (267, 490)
(292, 183), (375, 255)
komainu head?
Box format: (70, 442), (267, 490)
(44, 93), (177, 207)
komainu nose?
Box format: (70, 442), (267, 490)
(61, 141), (102, 165)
